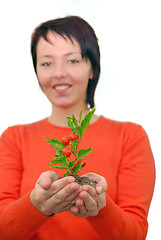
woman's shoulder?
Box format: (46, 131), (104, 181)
(0, 118), (48, 139)
(96, 115), (142, 129)
(95, 115), (148, 138)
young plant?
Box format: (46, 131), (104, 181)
(45, 109), (95, 178)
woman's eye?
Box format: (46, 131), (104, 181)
(42, 62), (52, 67)
(68, 59), (79, 64)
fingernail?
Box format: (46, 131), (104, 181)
(66, 177), (75, 183)
(83, 185), (88, 191)
(70, 184), (77, 190)
(76, 186), (82, 193)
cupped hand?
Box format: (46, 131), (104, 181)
(69, 173), (107, 217)
(30, 171), (82, 216)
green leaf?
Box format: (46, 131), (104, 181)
(72, 114), (79, 131)
(64, 155), (70, 165)
(69, 161), (75, 169)
(54, 151), (63, 157)
(49, 164), (69, 169)
(49, 159), (62, 165)
(79, 109), (83, 123)
(80, 109), (96, 139)
(45, 138), (65, 151)
(66, 116), (72, 120)
(66, 117), (76, 132)
(70, 141), (76, 153)
(73, 162), (84, 174)
(77, 147), (93, 159)
(64, 171), (71, 176)
(52, 151), (62, 157)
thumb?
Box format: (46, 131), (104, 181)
(37, 171), (59, 190)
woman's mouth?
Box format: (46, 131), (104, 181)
(54, 85), (70, 90)
(53, 84), (72, 93)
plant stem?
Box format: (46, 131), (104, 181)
(71, 169), (76, 178)
(74, 128), (81, 160)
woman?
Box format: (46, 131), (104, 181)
(0, 16), (155, 240)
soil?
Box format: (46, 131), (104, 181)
(75, 176), (97, 188)
(72, 176), (97, 207)
(59, 175), (97, 188)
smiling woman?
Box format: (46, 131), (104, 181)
(0, 15), (155, 240)
(31, 16), (100, 111)
(36, 32), (93, 116)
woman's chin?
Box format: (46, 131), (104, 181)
(52, 100), (74, 109)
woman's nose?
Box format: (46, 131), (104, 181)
(53, 63), (67, 79)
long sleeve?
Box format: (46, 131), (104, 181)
(0, 192), (49, 240)
(86, 124), (155, 239)
(0, 127), (49, 240)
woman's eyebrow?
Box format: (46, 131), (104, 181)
(64, 52), (81, 56)
(38, 55), (52, 59)
(38, 52), (81, 59)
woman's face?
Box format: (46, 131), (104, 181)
(36, 31), (93, 109)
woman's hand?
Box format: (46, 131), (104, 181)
(30, 171), (82, 216)
(69, 173), (107, 217)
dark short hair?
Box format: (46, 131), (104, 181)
(31, 16), (100, 108)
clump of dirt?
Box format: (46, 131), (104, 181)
(59, 175), (97, 188)
(75, 176), (97, 188)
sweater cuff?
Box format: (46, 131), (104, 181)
(86, 194), (132, 239)
(24, 191), (53, 223)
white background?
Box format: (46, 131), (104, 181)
(0, 0), (160, 239)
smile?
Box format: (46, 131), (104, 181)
(54, 85), (71, 90)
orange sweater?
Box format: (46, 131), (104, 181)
(0, 116), (155, 240)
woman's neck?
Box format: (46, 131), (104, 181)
(48, 105), (90, 127)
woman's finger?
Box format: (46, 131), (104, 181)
(50, 176), (76, 194)
(52, 182), (81, 203)
(81, 185), (96, 198)
(37, 171), (59, 190)
(82, 173), (108, 194)
(79, 191), (97, 212)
